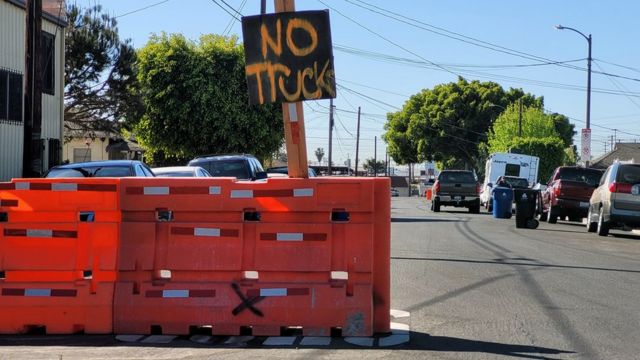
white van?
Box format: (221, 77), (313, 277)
(480, 152), (540, 210)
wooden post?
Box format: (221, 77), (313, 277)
(274, 0), (309, 178)
(355, 106), (361, 176)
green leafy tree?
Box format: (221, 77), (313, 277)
(64, 4), (142, 137)
(488, 105), (573, 180)
(363, 158), (386, 175)
(315, 147), (325, 164)
(134, 33), (283, 164)
(383, 77), (541, 170)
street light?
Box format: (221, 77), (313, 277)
(555, 24), (592, 166)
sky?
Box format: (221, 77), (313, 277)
(75, 0), (640, 169)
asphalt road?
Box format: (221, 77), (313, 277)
(1, 197), (639, 359)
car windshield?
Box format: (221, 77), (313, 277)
(504, 177), (529, 188)
(46, 166), (131, 178)
(558, 168), (603, 186)
(617, 165), (640, 184)
(205, 160), (250, 179)
(439, 172), (476, 183)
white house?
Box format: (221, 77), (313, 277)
(0, 0), (66, 181)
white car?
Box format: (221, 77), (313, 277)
(151, 166), (211, 177)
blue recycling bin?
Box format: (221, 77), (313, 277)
(492, 187), (514, 219)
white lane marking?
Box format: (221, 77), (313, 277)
(140, 335), (177, 344)
(300, 337), (331, 346)
(189, 335), (212, 344)
(379, 334), (410, 347)
(263, 336), (297, 346)
(390, 309), (410, 319)
(115, 335), (145, 342)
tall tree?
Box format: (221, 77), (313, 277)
(363, 158), (386, 175)
(315, 147), (325, 164)
(383, 77), (541, 170)
(64, 4), (142, 138)
(134, 34), (283, 164)
(488, 105), (572, 181)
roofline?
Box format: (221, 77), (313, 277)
(5, 0), (68, 28)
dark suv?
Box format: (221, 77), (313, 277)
(431, 170), (480, 213)
(188, 154), (267, 180)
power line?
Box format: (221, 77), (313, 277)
(223, 0), (246, 36)
(317, 0), (461, 78)
(208, 0), (240, 21)
(217, 0), (244, 17)
(115, 0), (171, 19)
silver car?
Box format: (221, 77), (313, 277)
(151, 166), (211, 177)
(586, 162), (640, 236)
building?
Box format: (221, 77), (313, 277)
(62, 130), (144, 163)
(0, 0), (66, 181)
(590, 142), (640, 169)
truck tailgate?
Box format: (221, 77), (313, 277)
(440, 182), (477, 196)
(557, 180), (596, 201)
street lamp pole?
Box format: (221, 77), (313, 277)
(556, 24), (592, 166)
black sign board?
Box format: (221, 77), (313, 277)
(242, 10), (336, 105)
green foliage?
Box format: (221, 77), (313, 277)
(487, 105), (558, 152)
(548, 113), (576, 148)
(509, 137), (566, 182)
(363, 158), (386, 175)
(134, 33), (283, 165)
(64, 4), (142, 137)
(383, 77), (541, 170)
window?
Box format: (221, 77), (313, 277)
(42, 32), (55, 95)
(505, 164), (520, 177)
(73, 148), (91, 163)
(0, 69), (23, 122)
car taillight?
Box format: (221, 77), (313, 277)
(554, 183), (561, 197)
(609, 182), (632, 193)
(434, 180), (440, 193)
(476, 182), (481, 195)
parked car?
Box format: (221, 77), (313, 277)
(44, 160), (155, 178)
(266, 166), (317, 177)
(540, 166), (604, 223)
(390, 187), (400, 197)
(187, 154), (267, 180)
(586, 162), (640, 236)
(152, 166), (211, 177)
(431, 170), (480, 213)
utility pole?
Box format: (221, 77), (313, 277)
(518, 98), (523, 137)
(610, 135), (614, 152)
(374, 136), (377, 177)
(355, 106), (361, 176)
(23, 0), (43, 177)
(384, 148), (388, 176)
(328, 98), (334, 175)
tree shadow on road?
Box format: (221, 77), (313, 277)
(0, 332), (575, 359)
(391, 217), (461, 223)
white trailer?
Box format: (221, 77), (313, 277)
(479, 152), (540, 209)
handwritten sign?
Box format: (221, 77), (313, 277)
(242, 10), (336, 105)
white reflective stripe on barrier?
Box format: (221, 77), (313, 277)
(25, 289), (51, 297)
(15, 182), (30, 190)
(276, 233), (304, 241)
(289, 103), (298, 122)
(231, 190), (253, 198)
(26, 229), (53, 237)
(293, 188), (313, 197)
(209, 186), (221, 195)
(144, 187), (170, 195)
(260, 288), (288, 297)
(52, 183), (78, 191)
(194, 228), (220, 237)
(163, 290), (189, 298)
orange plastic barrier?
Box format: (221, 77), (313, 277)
(114, 280), (373, 336)
(0, 280), (114, 334)
(114, 177), (388, 336)
(0, 178), (120, 223)
(426, 188), (432, 200)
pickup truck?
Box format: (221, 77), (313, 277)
(540, 166), (604, 223)
(431, 170), (480, 213)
